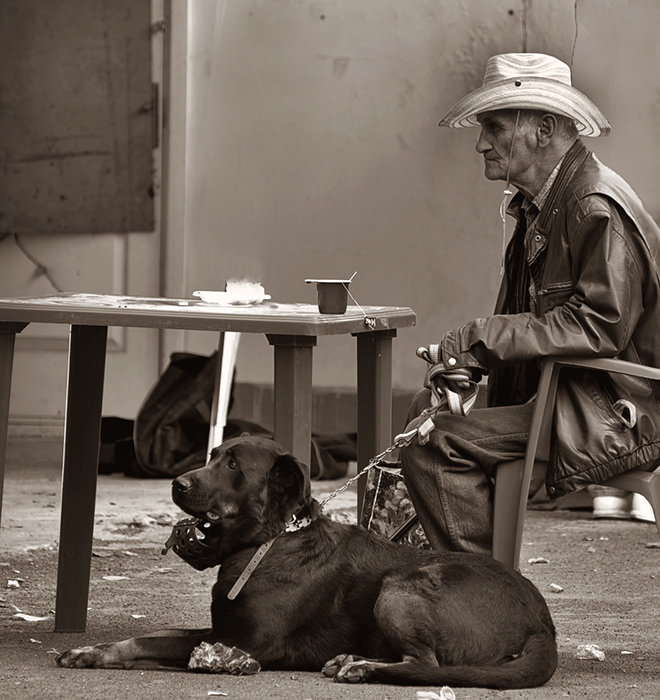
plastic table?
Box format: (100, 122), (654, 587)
(0, 293), (416, 631)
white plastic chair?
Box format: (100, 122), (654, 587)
(207, 331), (241, 457)
(492, 356), (660, 570)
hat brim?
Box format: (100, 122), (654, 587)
(439, 77), (610, 137)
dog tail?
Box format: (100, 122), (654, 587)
(368, 632), (558, 690)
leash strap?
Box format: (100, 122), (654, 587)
(226, 540), (275, 600)
(416, 345), (480, 429)
(226, 514), (313, 600)
(425, 365), (479, 415)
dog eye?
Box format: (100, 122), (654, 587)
(225, 451), (238, 470)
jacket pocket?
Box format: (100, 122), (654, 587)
(590, 371), (623, 424)
(537, 281), (574, 314)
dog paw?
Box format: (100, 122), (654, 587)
(333, 658), (374, 683)
(55, 644), (129, 669)
(322, 653), (354, 677)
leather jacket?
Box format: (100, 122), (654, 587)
(438, 140), (660, 497)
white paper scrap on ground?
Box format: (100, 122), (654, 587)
(577, 644), (606, 661)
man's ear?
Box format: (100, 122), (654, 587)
(537, 113), (557, 146)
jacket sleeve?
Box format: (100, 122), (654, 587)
(438, 196), (645, 371)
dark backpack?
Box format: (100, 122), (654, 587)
(99, 352), (354, 480)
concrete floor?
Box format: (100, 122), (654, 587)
(1, 436), (659, 700)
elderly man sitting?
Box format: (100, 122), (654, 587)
(401, 53), (660, 554)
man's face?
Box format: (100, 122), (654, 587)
(475, 110), (537, 184)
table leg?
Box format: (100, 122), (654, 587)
(55, 324), (108, 632)
(355, 330), (397, 521)
(266, 335), (316, 468)
(0, 323), (28, 528)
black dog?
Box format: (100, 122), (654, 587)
(56, 435), (557, 688)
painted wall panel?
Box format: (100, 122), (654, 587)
(0, 0), (154, 233)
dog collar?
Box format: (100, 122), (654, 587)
(226, 512), (312, 600)
(284, 512), (313, 532)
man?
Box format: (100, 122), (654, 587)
(400, 53), (660, 554)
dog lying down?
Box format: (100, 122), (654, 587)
(56, 435), (558, 689)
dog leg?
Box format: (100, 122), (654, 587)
(327, 632), (558, 688)
(56, 628), (214, 670)
(322, 654), (384, 679)
(331, 656), (427, 684)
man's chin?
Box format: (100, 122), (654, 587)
(483, 163), (504, 181)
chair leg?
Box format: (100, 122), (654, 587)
(207, 331), (241, 458)
(492, 459), (526, 570)
(492, 358), (559, 569)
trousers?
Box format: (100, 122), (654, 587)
(400, 389), (534, 554)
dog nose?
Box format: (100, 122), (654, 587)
(172, 475), (193, 494)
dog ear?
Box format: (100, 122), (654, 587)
(267, 452), (311, 519)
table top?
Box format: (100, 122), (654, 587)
(0, 293), (416, 336)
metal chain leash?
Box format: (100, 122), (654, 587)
(317, 422), (429, 510)
(318, 345), (480, 510)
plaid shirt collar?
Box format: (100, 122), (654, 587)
(523, 157), (564, 219)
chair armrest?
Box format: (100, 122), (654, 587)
(549, 356), (660, 382)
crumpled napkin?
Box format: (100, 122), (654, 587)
(188, 641), (261, 675)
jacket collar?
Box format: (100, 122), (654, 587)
(535, 140), (590, 235)
(506, 140), (590, 235)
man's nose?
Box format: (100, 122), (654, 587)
(475, 129), (489, 154)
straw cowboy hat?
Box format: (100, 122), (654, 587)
(439, 53), (610, 137)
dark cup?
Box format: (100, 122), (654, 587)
(316, 281), (349, 314)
